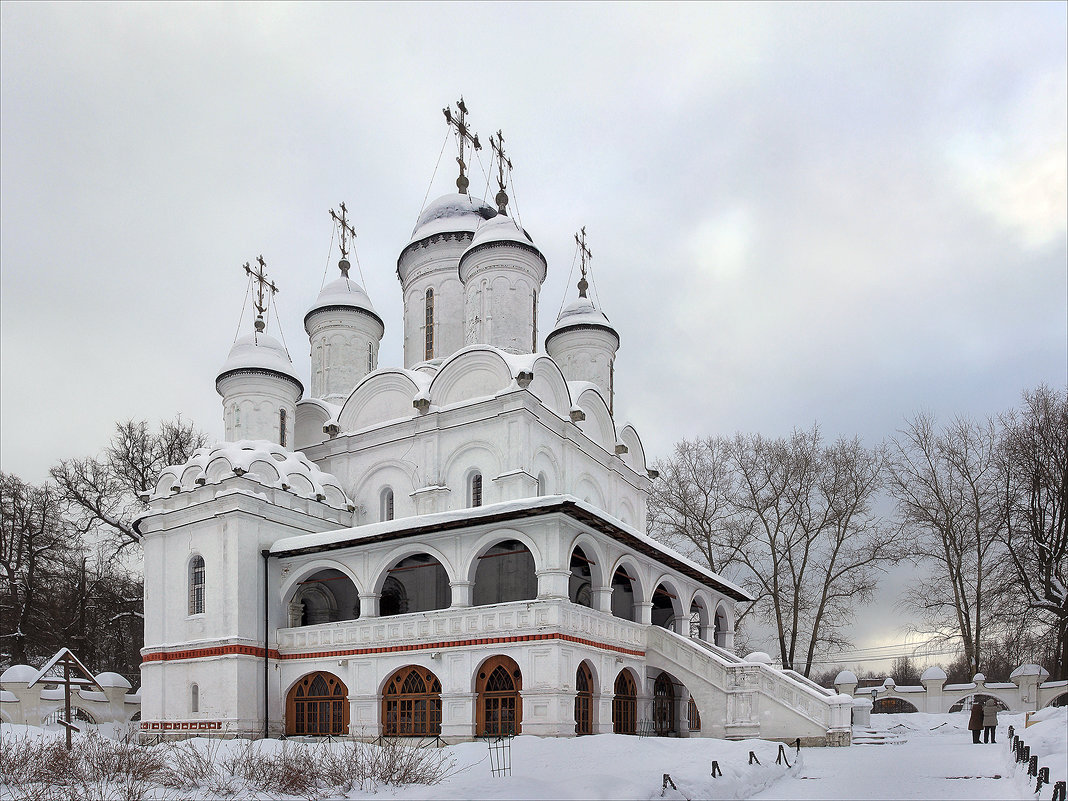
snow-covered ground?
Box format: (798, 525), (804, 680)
(2, 708), (1065, 800)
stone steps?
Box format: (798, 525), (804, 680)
(852, 727), (908, 745)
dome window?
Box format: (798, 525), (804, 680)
(424, 288), (435, 360)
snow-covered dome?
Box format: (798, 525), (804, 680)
(305, 274), (381, 324)
(409, 193), (497, 243)
(0, 664), (36, 684)
(546, 296), (619, 348)
(216, 331), (303, 393)
(744, 651), (774, 665)
(95, 672), (131, 689)
(920, 666), (948, 682)
(151, 440), (353, 511)
(1010, 664), (1050, 681)
(834, 670), (858, 685)
(468, 213), (537, 249)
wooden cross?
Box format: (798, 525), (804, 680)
(329, 202), (357, 276)
(574, 227), (592, 297)
(244, 255), (278, 331)
(27, 648), (104, 751)
(443, 96), (481, 193)
(490, 129), (512, 214)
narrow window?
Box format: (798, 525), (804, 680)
(191, 683), (199, 713)
(424, 288), (434, 360)
(532, 291), (537, 351)
(470, 472), (483, 508)
(368, 342), (374, 372)
(189, 555), (205, 615)
(381, 488), (395, 522)
(609, 360), (614, 416)
(279, 408), (287, 447)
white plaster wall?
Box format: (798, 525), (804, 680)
(398, 236), (471, 367)
(307, 308), (383, 401)
(460, 249), (544, 354)
(546, 328), (618, 410)
(219, 373), (300, 445)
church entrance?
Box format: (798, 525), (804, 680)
(382, 666), (442, 736)
(476, 655), (522, 735)
(285, 672), (348, 736)
(575, 662), (594, 735)
(612, 669), (637, 734)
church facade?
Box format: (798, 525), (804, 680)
(137, 114), (851, 744)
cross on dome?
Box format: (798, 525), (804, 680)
(243, 255), (279, 333)
(443, 97), (481, 194)
(574, 226), (592, 298)
(490, 129), (512, 215)
(329, 202), (357, 277)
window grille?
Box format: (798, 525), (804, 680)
(477, 656), (522, 736)
(653, 672), (675, 735)
(279, 408), (287, 447)
(470, 472), (483, 507)
(532, 291), (537, 351)
(368, 341), (374, 372)
(189, 555), (205, 615)
(424, 288), (434, 360)
(286, 672), (348, 736)
(383, 667), (442, 736)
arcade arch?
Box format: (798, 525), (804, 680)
(475, 655), (523, 736)
(382, 666), (442, 736)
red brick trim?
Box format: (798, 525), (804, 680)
(141, 720), (226, 731)
(142, 632), (644, 665)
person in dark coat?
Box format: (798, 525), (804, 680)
(983, 698), (999, 743)
(968, 700), (984, 744)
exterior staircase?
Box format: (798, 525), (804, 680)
(851, 726), (908, 745)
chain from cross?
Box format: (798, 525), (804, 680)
(329, 202), (357, 261)
(443, 96), (482, 193)
(574, 227), (592, 298)
(244, 255), (279, 324)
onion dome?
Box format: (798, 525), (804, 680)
(459, 214), (547, 279)
(546, 295), (619, 350)
(304, 271), (383, 331)
(408, 193), (497, 246)
(216, 330), (303, 395)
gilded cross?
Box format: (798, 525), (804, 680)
(443, 97), (481, 194)
(244, 255), (278, 331)
(329, 202), (357, 276)
(574, 227), (592, 298)
(490, 129), (512, 214)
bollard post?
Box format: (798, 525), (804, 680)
(710, 761), (722, 778)
(1007, 725), (1014, 741)
(1037, 766), (1049, 793)
(749, 751), (760, 765)
(661, 773), (677, 796)
(1028, 755), (1038, 777)
(1053, 780), (1066, 801)
(1021, 744), (1030, 764)
(794, 737), (801, 755)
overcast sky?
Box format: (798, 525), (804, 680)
(2, 2), (1065, 670)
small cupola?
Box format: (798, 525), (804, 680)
(216, 257), (303, 446)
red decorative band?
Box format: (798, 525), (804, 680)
(143, 632), (644, 665)
(140, 720), (225, 731)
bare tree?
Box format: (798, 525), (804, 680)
(650, 428), (897, 676)
(1000, 385), (1068, 678)
(889, 414), (1005, 676)
(50, 417), (207, 551)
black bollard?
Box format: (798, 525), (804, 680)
(749, 751), (760, 765)
(1028, 755), (1038, 777)
(1021, 744), (1030, 764)
(795, 737), (801, 755)
(1053, 780), (1066, 801)
(1037, 766), (1049, 793)
(710, 761), (722, 778)
(776, 743), (791, 767)
(1007, 725), (1014, 741)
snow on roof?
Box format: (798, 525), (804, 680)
(216, 332), (302, 390)
(467, 213), (537, 249)
(547, 296), (619, 345)
(921, 666), (948, 681)
(271, 494), (752, 601)
(150, 440), (352, 511)
(0, 664), (37, 684)
(972, 673), (986, 682)
(94, 672), (131, 689)
(1010, 663), (1050, 679)
(305, 275), (381, 323)
(409, 193), (497, 243)
(834, 670), (858, 684)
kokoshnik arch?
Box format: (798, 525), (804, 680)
(136, 103), (854, 744)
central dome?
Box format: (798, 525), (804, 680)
(409, 193), (497, 243)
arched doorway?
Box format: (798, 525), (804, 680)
(612, 669), (637, 734)
(476, 655), (523, 735)
(285, 672), (348, 736)
(382, 666), (442, 736)
(473, 540), (537, 605)
(653, 672), (676, 735)
(575, 662), (594, 735)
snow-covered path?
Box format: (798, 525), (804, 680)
(754, 714), (1021, 801)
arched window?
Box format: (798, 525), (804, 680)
(191, 683), (199, 713)
(285, 672), (348, 736)
(688, 697), (701, 731)
(476, 655), (522, 736)
(279, 408), (287, 447)
(424, 288), (434, 360)
(575, 662), (593, 735)
(536, 472), (546, 497)
(653, 672), (676, 735)
(382, 667), (442, 736)
(612, 670), (636, 735)
(188, 555), (205, 615)
(380, 488), (394, 522)
(469, 472), (483, 508)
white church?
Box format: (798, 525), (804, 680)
(136, 103), (852, 744)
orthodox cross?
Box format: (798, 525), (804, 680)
(574, 227), (592, 298)
(490, 129), (512, 215)
(443, 97), (481, 194)
(27, 648), (103, 751)
(329, 202), (357, 277)
(244, 255), (278, 332)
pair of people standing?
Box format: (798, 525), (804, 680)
(968, 699), (999, 743)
